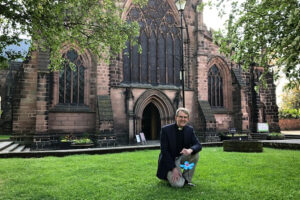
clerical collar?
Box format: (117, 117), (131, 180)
(175, 123), (184, 131)
(177, 125), (184, 131)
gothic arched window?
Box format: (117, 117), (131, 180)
(208, 65), (223, 107)
(59, 50), (85, 105)
(123, 0), (181, 86)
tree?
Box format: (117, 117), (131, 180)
(280, 86), (300, 110)
(0, 0), (146, 70)
(206, 0), (300, 89)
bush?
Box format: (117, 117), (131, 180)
(72, 138), (92, 144)
(60, 134), (92, 144)
(278, 108), (300, 119)
(267, 132), (285, 140)
(268, 132), (284, 137)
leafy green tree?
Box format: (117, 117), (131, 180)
(205, 0), (300, 89)
(0, 0), (146, 70)
(280, 86), (300, 110)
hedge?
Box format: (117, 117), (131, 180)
(279, 109), (300, 119)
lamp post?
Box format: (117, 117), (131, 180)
(176, 0), (186, 108)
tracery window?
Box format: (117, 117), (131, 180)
(59, 50), (85, 105)
(123, 0), (181, 86)
(208, 65), (223, 107)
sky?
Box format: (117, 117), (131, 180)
(203, 3), (226, 31)
(1, 40), (30, 61)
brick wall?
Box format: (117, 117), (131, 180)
(215, 114), (234, 131)
(279, 119), (300, 130)
(97, 61), (110, 96)
(232, 78), (243, 131)
(0, 70), (10, 132)
(35, 72), (49, 133)
(48, 112), (96, 133)
(259, 73), (280, 132)
(96, 59), (114, 134)
(0, 63), (23, 133)
(12, 63), (37, 134)
(109, 57), (122, 87)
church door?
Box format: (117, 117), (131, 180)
(142, 103), (161, 140)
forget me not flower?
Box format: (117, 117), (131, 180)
(180, 161), (194, 170)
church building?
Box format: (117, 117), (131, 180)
(0, 0), (280, 147)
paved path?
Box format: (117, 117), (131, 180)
(281, 130), (300, 135)
(0, 144), (160, 158)
(1, 132), (300, 158)
(260, 139), (300, 150)
(1, 139), (299, 158)
(261, 139), (300, 144)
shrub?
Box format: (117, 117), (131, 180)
(278, 108), (300, 119)
(72, 138), (92, 144)
(268, 132), (284, 137)
(267, 132), (285, 140)
(60, 134), (92, 144)
(60, 134), (76, 142)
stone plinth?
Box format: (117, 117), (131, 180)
(223, 140), (263, 152)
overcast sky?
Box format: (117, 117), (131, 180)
(203, 4), (226, 31)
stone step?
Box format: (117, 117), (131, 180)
(250, 133), (268, 140)
(1, 143), (19, 153)
(12, 145), (26, 153)
(23, 148), (31, 152)
(0, 141), (31, 153)
(0, 141), (13, 151)
(284, 135), (300, 139)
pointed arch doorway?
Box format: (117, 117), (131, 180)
(132, 89), (175, 142)
(142, 103), (161, 140)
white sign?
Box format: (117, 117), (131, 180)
(140, 132), (147, 144)
(229, 128), (236, 134)
(257, 123), (269, 132)
(135, 135), (141, 143)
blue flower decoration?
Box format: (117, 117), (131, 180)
(180, 161), (194, 170)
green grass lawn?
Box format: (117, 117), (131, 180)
(0, 135), (10, 140)
(0, 147), (299, 200)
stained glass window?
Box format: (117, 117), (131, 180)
(59, 50), (85, 105)
(123, 0), (181, 86)
(208, 65), (223, 107)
